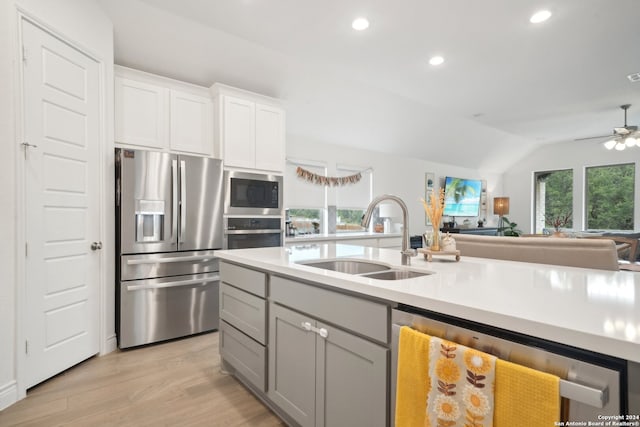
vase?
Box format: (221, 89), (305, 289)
(430, 226), (440, 251)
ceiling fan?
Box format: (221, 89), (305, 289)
(575, 104), (640, 151)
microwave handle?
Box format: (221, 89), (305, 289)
(172, 160), (178, 243)
(179, 160), (186, 244)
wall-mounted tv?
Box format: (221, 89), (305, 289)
(443, 176), (482, 217)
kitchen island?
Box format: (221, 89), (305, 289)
(214, 243), (640, 426)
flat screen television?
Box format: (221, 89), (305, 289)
(443, 176), (482, 217)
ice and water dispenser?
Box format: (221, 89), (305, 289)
(135, 199), (165, 242)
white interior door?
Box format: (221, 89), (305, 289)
(21, 19), (101, 388)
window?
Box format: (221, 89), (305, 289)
(585, 163), (634, 230)
(336, 208), (366, 232)
(288, 209), (323, 235)
(534, 169), (573, 233)
(335, 166), (372, 233)
(285, 160), (327, 234)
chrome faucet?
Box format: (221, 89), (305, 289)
(361, 194), (416, 265)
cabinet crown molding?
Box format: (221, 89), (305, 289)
(210, 82), (282, 107)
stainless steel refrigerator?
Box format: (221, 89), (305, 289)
(115, 148), (224, 348)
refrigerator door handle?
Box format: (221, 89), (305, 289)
(126, 254), (217, 265)
(171, 159), (178, 243)
(179, 159), (186, 244)
(126, 275), (220, 292)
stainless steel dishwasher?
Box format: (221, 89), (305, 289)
(391, 306), (640, 423)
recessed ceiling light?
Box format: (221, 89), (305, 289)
(429, 56), (445, 66)
(530, 10), (552, 24)
(352, 17), (369, 31)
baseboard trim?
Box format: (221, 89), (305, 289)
(0, 380), (18, 411)
(101, 334), (117, 356)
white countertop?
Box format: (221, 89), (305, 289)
(214, 244), (640, 363)
(285, 231), (401, 244)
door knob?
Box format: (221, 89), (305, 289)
(91, 241), (103, 251)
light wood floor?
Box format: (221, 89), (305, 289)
(0, 332), (285, 427)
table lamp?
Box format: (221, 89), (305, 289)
(493, 197), (509, 235)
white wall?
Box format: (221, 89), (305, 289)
(503, 140), (640, 234)
(1, 0), (114, 409)
(286, 135), (504, 235)
(0, 0), (17, 410)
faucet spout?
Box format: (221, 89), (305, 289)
(362, 194), (416, 265)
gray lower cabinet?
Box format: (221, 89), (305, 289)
(268, 302), (388, 427)
(219, 262), (267, 391)
(219, 262), (390, 426)
(268, 303), (317, 426)
(219, 320), (266, 391)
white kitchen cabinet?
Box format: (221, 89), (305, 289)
(169, 90), (213, 155)
(115, 76), (168, 149)
(222, 96), (256, 169)
(255, 103), (285, 172)
(115, 66), (214, 156)
(212, 83), (285, 172)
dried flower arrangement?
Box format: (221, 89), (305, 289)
(421, 188), (445, 227)
(421, 188), (445, 250)
(548, 213), (572, 231)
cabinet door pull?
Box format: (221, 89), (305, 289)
(300, 321), (329, 338)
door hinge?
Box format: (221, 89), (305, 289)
(25, 242), (28, 257)
(22, 46), (27, 63)
(25, 340), (29, 354)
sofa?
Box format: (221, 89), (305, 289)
(451, 234), (619, 271)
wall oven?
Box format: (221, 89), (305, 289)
(224, 217), (283, 249)
(224, 170), (283, 216)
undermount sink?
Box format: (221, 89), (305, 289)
(360, 269), (432, 280)
(299, 259), (391, 274)
(298, 259), (433, 280)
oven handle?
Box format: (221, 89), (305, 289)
(225, 229), (283, 235)
(126, 255), (217, 265)
(126, 275), (220, 291)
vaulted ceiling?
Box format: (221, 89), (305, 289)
(97, 0), (640, 172)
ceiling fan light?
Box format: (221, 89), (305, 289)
(604, 139), (617, 150)
(615, 142), (626, 151)
(625, 136), (637, 147)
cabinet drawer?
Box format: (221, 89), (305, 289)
(220, 320), (266, 392)
(270, 276), (389, 343)
(220, 262), (266, 297)
(220, 282), (267, 344)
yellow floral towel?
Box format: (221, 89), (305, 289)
(428, 336), (496, 427)
(395, 326), (431, 427)
(494, 359), (560, 427)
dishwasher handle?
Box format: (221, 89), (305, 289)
(559, 379), (608, 409)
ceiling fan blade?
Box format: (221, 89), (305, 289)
(614, 127), (631, 135)
(574, 134), (613, 141)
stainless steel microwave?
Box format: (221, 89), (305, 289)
(224, 170), (283, 216)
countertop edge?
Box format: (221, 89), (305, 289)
(214, 247), (640, 364)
